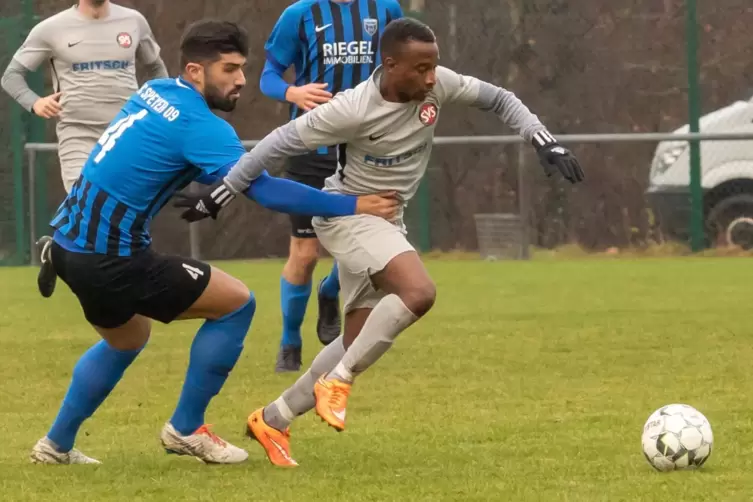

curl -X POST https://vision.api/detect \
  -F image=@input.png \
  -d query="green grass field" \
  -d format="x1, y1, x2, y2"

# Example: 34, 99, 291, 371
1, 256, 752, 501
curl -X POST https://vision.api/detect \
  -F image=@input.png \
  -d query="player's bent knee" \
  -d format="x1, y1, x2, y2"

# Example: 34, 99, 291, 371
290, 238, 320, 263
287, 238, 320, 278
185, 267, 252, 320
217, 272, 251, 312
238, 292, 257, 322
217, 291, 256, 329
95, 315, 151, 351
229, 276, 251, 303
399, 281, 436, 318
288, 254, 318, 276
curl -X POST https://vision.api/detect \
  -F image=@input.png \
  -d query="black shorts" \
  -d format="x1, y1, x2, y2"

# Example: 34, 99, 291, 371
285, 148, 338, 239
51, 242, 211, 329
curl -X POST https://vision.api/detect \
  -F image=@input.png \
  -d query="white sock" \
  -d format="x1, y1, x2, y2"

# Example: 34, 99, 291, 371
273, 396, 295, 422
264, 336, 346, 431
330, 362, 353, 382
329, 294, 418, 383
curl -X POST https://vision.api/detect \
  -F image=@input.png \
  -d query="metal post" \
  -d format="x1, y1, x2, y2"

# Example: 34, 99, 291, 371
22, 0, 34, 24
686, 0, 703, 251
28, 149, 38, 265
408, 0, 431, 252
188, 183, 201, 260
12, 104, 26, 265
517, 144, 530, 259
189, 223, 201, 260
23, 129, 753, 263
23, 2, 45, 266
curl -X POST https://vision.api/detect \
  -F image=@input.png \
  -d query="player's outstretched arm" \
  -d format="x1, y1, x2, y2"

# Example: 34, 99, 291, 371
174, 118, 396, 222
225, 89, 359, 193
174, 171, 398, 223
175, 90, 366, 222
224, 121, 315, 193
247, 172, 397, 219
475, 81, 584, 183
441, 67, 584, 183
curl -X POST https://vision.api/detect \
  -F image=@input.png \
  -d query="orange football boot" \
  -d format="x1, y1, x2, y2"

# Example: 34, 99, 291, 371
313, 376, 352, 432
245, 408, 298, 467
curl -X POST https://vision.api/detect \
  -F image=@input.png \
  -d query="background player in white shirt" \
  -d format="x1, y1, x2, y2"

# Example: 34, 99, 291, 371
1, 0, 167, 298
179, 17, 584, 466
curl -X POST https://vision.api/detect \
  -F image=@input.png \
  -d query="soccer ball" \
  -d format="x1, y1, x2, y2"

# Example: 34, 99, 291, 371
641, 403, 713, 472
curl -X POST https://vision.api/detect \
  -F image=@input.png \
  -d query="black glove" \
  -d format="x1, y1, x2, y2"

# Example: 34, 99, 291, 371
173, 180, 235, 222
533, 131, 585, 184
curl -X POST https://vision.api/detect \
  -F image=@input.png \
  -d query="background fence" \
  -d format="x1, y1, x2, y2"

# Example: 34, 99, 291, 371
0, 0, 44, 265
4, 0, 753, 264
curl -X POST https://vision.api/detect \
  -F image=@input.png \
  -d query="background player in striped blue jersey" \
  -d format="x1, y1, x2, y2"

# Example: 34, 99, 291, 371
261, 0, 403, 373
29, 19, 397, 465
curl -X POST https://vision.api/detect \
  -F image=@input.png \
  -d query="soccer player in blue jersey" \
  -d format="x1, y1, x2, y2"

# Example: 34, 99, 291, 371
262, 0, 403, 373
28, 19, 398, 465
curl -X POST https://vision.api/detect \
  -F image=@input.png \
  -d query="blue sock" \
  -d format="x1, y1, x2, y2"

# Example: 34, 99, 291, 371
320, 262, 340, 299
280, 278, 312, 348
47, 340, 143, 452
170, 294, 255, 436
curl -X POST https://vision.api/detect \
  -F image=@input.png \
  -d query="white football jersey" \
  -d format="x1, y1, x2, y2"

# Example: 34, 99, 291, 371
227, 65, 549, 209
295, 65, 547, 202
12, 3, 161, 128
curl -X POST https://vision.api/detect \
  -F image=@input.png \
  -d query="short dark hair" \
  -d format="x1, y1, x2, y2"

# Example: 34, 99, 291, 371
179, 20, 248, 67
380, 17, 436, 56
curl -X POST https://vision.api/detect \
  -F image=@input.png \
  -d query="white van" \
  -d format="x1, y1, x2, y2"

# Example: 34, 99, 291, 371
646, 97, 753, 249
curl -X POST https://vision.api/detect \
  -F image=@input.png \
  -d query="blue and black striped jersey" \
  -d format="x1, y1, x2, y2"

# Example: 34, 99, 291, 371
266, 0, 403, 120
50, 77, 246, 256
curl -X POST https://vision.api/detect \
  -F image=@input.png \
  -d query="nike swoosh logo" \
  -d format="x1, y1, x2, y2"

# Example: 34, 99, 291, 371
315, 24, 332, 33
369, 132, 386, 141
68, 41, 83, 47
333, 409, 346, 422
267, 436, 292, 460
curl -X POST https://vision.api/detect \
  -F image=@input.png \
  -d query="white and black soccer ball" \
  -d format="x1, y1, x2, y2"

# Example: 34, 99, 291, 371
641, 403, 713, 472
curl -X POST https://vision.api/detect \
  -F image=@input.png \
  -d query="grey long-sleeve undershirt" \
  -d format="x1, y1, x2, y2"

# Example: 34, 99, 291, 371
225, 121, 309, 194
143, 59, 169, 81
473, 80, 545, 143
1, 59, 41, 111
226, 66, 551, 197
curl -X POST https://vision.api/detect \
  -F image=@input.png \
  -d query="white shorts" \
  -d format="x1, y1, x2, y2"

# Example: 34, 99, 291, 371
56, 123, 102, 193
312, 214, 415, 314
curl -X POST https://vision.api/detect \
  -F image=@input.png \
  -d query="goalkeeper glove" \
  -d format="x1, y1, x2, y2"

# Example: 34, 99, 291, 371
532, 130, 585, 184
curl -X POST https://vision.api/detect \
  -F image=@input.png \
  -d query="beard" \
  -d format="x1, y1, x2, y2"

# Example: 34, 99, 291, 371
90, 0, 107, 6
205, 82, 241, 112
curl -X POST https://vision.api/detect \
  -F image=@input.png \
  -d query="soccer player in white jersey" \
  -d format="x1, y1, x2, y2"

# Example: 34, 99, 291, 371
1, 0, 167, 298
179, 17, 584, 466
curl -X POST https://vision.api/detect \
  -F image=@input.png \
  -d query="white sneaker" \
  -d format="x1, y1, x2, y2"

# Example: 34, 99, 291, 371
30, 437, 101, 465
160, 422, 248, 464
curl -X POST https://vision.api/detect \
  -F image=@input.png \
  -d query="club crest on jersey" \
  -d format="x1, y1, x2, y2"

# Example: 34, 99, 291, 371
363, 18, 378, 37
116, 32, 132, 48
419, 103, 438, 126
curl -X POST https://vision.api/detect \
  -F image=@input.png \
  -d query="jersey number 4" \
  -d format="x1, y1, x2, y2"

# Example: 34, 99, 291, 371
94, 109, 148, 164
